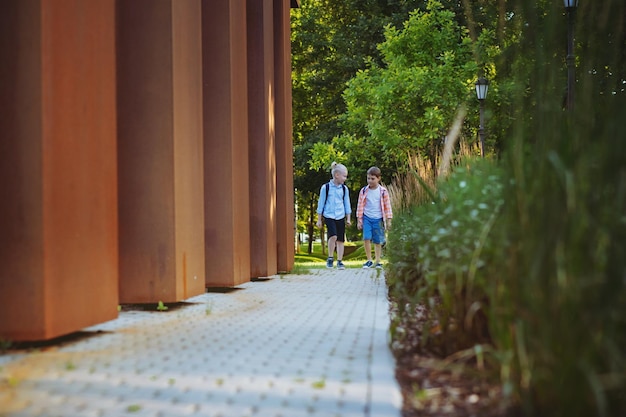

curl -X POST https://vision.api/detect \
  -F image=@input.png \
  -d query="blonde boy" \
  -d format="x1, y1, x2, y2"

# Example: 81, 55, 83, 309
316, 162, 352, 270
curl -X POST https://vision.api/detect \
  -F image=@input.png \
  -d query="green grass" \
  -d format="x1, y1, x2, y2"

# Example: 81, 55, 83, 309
294, 242, 382, 270
294, 257, 374, 270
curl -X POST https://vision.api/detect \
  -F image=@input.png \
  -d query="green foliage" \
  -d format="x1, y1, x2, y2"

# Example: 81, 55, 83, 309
307, 142, 346, 172
386, 157, 504, 355
340, 1, 479, 175
485, 2, 626, 415
205, 301, 214, 316
387, 1, 626, 415
292, 0, 424, 248
311, 379, 326, 389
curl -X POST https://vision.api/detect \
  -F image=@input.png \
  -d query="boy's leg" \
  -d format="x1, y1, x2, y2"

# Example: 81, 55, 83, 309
328, 235, 337, 258
362, 239, 374, 268
335, 218, 346, 262
372, 218, 384, 266
363, 240, 372, 261
362, 216, 374, 262
336, 240, 344, 260
374, 243, 382, 264
324, 218, 338, 267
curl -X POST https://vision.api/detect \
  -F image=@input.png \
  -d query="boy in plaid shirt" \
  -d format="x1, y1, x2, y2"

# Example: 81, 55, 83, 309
356, 167, 392, 268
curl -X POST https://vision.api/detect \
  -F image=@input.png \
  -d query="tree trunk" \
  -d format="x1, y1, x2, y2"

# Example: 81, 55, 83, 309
307, 198, 314, 254
430, 140, 439, 177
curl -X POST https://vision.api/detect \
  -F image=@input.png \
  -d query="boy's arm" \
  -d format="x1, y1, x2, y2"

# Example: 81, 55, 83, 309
343, 185, 352, 225
316, 185, 326, 228
381, 188, 392, 229
356, 188, 365, 222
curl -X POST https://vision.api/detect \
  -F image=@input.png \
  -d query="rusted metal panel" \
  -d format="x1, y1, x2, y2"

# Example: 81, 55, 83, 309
247, 0, 278, 279
0, 0, 297, 340
173, 0, 206, 300
117, 0, 206, 303
274, 0, 296, 273
0, 0, 119, 341
202, 0, 252, 287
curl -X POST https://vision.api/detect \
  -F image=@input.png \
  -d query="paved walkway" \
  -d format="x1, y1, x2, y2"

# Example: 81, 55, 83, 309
0, 268, 401, 417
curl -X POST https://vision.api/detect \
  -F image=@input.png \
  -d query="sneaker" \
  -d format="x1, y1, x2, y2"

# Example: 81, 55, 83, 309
337, 261, 345, 270
375, 263, 383, 269
362, 260, 374, 269
326, 258, 334, 269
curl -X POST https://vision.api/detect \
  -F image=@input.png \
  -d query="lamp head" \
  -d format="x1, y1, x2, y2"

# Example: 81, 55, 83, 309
475, 77, 489, 101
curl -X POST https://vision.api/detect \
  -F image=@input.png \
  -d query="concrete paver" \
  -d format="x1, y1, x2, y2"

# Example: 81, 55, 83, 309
0, 269, 401, 417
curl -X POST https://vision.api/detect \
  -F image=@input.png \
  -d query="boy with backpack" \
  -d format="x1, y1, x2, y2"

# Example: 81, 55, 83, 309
356, 166, 392, 269
316, 162, 352, 269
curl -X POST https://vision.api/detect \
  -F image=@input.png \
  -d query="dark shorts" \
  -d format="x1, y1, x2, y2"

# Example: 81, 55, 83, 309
324, 217, 346, 242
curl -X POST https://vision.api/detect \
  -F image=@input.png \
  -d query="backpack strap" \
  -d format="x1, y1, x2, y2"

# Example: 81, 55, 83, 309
322, 182, 330, 211
323, 183, 348, 211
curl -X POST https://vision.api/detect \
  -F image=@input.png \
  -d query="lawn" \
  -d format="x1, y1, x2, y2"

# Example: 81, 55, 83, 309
294, 241, 383, 270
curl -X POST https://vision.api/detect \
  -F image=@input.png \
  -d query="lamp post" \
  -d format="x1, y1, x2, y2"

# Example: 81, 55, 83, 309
564, 0, 578, 110
475, 77, 489, 157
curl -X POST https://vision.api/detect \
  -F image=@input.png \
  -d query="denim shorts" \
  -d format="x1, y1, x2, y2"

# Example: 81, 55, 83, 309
362, 215, 385, 244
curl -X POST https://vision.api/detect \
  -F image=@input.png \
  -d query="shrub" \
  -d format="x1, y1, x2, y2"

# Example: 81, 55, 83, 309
386, 157, 504, 356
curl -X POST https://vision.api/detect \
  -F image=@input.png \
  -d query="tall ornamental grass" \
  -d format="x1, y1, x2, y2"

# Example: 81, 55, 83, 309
487, 2, 626, 415
386, 1, 626, 415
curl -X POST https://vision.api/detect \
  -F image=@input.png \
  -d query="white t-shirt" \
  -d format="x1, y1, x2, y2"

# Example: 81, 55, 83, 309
364, 186, 383, 219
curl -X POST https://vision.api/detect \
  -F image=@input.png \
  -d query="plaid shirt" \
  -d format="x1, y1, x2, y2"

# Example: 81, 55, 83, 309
356, 185, 393, 227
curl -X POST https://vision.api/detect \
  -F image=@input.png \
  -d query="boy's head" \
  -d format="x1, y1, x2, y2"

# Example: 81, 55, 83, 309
367, 166, 381, 178
366, 166, 381, 188
331, 162, 348, 184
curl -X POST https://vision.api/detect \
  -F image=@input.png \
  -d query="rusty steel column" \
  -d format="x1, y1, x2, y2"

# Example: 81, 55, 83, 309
0, 0, 118, 341
247, 0, 278, 279
274, 0, 296, 272
201, 0, 251, 287
117, 0, 206, 303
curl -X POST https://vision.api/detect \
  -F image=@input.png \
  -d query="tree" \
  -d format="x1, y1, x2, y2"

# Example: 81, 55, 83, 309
336, 0, 477, 175
291, 0, 422, 249
291, 0, 530, 248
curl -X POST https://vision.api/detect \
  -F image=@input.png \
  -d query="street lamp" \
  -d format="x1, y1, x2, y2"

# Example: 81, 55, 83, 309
475, 77, 489, 157
564, 0, 578, 110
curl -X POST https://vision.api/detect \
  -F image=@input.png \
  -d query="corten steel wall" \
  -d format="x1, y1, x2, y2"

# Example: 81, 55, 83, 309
117, 0, 206, 303
275, 0, 296, 272
247, 0, 278, 279
202, 0, 252, 287
0, 0, 119, 341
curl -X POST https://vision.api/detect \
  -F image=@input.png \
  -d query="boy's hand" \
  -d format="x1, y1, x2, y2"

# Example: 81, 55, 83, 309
316, 219, 322, 229
357, 219, 363, 230
346, 218, 352, 226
